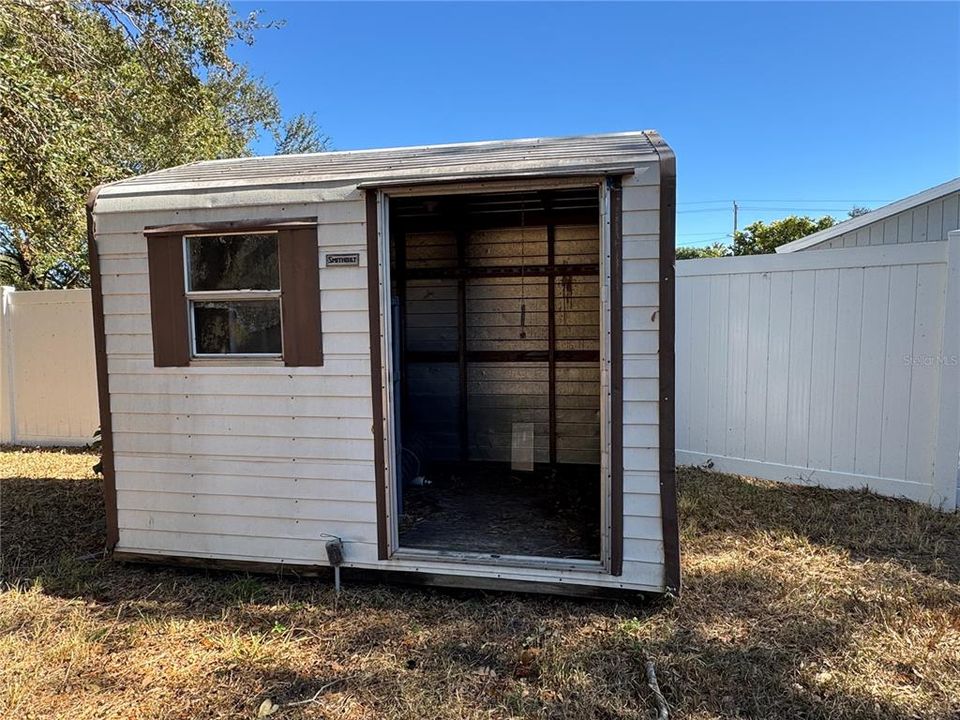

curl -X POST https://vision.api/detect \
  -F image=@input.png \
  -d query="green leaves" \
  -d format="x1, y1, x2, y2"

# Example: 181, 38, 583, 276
274, 113, 331, 156
677, 213, 854, 259
676, 242, 732, 260
0, 0, 326, 289
732, 215, 836, 255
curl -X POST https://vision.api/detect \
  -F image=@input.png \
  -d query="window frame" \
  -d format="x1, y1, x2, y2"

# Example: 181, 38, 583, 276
182, 230, 284, 359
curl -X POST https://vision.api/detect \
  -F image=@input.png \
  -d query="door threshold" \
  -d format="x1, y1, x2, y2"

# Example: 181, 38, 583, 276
391, 547, 606, 574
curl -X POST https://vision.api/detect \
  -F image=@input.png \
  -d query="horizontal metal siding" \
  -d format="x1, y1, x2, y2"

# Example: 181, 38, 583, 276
97, 197, 380, 567
619, 170, 664, 586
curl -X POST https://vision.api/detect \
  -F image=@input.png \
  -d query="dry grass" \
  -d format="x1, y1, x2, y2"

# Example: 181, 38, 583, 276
1, 447, 958, 719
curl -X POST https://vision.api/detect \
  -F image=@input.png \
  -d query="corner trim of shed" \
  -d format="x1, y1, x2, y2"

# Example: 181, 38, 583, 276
645, 130, 681, 595
608, 175, 625, 576
365, 190, 390, 561
86, 184, 119, 550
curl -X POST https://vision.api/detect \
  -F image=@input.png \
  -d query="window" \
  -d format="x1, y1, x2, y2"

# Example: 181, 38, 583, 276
185, 232, 282, 357
145, 221, 322, 367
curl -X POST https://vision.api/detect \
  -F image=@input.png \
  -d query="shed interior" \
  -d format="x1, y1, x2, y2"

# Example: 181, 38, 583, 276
389, 187, 602, 560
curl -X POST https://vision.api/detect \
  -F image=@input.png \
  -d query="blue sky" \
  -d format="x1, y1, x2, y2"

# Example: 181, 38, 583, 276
234, 2, 959, 248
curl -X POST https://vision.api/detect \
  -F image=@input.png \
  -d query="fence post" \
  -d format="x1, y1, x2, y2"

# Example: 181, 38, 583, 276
933, 231, 960, 511
0, 286, 14, 445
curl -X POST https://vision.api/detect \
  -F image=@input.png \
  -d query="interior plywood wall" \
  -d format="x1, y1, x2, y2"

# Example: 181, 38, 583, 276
399, 217, 600, 466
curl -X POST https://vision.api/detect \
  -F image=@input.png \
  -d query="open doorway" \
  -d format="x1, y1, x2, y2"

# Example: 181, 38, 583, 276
386, 186, 603, 561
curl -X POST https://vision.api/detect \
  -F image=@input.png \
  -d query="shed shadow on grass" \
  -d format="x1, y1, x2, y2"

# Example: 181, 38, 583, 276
0, 476, 106, 575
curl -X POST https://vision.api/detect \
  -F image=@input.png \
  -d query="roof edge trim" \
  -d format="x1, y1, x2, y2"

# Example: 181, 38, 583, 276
356, 166, 638, 190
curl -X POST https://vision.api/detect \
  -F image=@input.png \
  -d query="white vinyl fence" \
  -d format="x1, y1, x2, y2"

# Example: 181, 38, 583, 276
0, 287, 99, 446
676, 232, 960, 510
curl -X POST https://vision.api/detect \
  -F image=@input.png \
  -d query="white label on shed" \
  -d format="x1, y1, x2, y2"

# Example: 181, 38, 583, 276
325, 253, 360, 267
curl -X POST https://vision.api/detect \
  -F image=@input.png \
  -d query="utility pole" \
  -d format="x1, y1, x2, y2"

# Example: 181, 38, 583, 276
733, 200, 739, 242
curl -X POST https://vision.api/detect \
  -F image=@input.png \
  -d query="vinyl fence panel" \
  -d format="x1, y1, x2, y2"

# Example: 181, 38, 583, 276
676, 238, 960, 510
0, 288, 99, 446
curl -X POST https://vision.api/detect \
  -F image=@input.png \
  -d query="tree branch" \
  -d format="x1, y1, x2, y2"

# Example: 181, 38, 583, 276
645, 659, 670, 720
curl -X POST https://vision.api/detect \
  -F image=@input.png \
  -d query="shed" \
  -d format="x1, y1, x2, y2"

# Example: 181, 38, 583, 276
87, 131, 679, 597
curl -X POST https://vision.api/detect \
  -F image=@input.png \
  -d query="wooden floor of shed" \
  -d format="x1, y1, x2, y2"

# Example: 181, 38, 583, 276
398, 462, 601, 559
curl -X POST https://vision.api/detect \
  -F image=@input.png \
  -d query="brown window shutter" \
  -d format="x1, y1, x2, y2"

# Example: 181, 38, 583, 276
146, 233, 190, 367
278, 226, 323, 366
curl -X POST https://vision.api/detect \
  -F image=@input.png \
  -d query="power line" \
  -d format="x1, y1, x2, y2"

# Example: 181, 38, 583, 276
738, 198, 890, 204
677, 208, 734, 214
679, 198, 890, 205
676, 236, 730, 247
681, 205, 874, 214
737, 206, 856, 213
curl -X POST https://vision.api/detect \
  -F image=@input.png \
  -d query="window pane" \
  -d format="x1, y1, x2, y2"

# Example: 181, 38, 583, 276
187, 234, 279, 291
193, 300, 281, 355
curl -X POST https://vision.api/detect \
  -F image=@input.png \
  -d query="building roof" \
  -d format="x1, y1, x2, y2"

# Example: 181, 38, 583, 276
97, 131, 666, 200
776, 176, 960, 253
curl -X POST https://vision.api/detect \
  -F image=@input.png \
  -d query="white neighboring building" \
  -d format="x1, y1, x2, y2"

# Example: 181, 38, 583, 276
777, 177, 960, 253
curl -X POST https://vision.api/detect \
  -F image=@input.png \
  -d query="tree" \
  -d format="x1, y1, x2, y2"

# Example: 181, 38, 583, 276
676, 242, 731, 260
0, 0, 328, 290
274, 113, 330, 155
848, 206, 871, 218
733, 215, 835, 255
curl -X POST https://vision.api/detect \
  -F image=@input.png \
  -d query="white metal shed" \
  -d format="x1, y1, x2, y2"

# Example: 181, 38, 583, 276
87, 131, 679, 597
